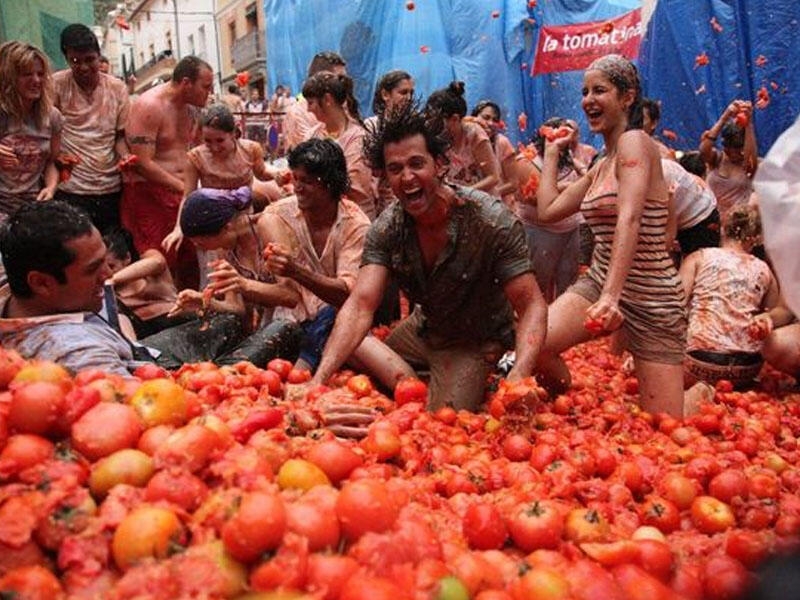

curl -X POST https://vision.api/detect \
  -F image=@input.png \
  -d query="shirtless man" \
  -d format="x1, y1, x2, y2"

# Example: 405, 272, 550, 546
121, 56, 213, 289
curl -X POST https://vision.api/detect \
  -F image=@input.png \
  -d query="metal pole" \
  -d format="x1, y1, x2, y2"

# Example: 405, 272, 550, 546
172, 0, 181, 58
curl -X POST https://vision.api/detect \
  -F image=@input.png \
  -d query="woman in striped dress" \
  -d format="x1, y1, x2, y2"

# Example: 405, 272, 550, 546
533, 54, 687, 418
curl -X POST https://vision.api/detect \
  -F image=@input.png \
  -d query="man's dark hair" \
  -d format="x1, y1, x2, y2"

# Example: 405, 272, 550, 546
227, 84, 239, 94
103, 228, 139, 262
642, 97, 661, 123
677, 151, 707, 178
172, 55, 212, 83
60, 23, 100, 55
307, 51, 345, 77
364, 97, 450, 172
0, 202, 94, 298
288, 138, 350, 200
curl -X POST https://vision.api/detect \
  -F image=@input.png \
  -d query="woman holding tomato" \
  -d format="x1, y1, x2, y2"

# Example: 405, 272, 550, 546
534, 54, 687, 417
699, 99, 757, 218
512, 117, 584, 303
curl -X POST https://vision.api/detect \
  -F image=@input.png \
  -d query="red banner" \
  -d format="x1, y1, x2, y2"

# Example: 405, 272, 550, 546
532, 8, 643, 76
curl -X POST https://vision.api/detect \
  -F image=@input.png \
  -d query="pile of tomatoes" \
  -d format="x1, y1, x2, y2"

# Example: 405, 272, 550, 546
0, 339, 799, 599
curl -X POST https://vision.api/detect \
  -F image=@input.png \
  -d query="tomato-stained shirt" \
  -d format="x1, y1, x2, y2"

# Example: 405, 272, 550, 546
361, 186, 532, 348
53, 70, 130, 195
0, 286, 142, 377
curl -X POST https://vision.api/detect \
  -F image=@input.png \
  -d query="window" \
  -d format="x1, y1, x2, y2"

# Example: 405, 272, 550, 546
188, 34, 195, 56
149, 43, 155, 61
228, 20, 236, 43
166, 30, 173, 52
198, 25, 207, 58
245, 3, 258, 33
146, 11, 150, 21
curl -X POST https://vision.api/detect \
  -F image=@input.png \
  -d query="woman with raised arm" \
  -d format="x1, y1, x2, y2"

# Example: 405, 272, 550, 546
699, 99, 757, 218
0, 41, 62, 220
425, 81, 500, 195
534, 54, 687, 418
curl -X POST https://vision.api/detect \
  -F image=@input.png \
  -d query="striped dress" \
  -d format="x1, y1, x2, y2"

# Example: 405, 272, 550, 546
579, 156, 687, 363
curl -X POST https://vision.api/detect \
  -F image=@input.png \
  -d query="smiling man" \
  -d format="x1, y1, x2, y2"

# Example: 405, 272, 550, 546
311, 102, 548, 411
53, 23, 131, 234
0, 202, 148, 376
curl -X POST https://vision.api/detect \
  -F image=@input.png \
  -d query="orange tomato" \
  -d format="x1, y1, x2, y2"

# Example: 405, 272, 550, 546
128, 378, 187, 428
112, 505, 185, 570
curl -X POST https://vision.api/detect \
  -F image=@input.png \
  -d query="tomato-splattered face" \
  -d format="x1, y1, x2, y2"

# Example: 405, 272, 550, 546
475, 105, 501, 137
381, 78, 414, 113
383, 134, 443, 218
581, 70, 633, 135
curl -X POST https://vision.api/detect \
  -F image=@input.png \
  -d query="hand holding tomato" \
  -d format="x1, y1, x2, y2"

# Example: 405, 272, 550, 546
263, 242, 299, 278
167, 288, 205, 317
585, 297, 624, 334
207, 259, 247, 296
117, 154, 139, 171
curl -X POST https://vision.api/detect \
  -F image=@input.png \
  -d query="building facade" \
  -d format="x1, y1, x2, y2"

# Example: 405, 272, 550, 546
215, 0, 267, 99
101, 0, 221, 96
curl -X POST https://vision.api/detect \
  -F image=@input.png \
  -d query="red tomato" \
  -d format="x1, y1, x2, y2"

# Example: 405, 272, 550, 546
634, 539, 673, 581
340, 574, 410, 600
306, 439, 363, 484
434, 406, 458, 425
346, 374, 373, 397
267, 358, 293, 381
287, 367, 312, 384
748, 471, 780, 499
0, 434, 54, 480
8, 381, 64, 435
248, 532, 309, 592
393, 377, 428, 406
708, 469, 749, 504
306, 553, 360, 600
658, 472, 699, 510
463, 502, 508, 550
144, 467, 209, 512
336, 479, 398, 541
724, 529, 770, 569
361, 421, 402, 462
0, 565, 64, 599
507, 500, 564, 552
112, 505, 185, 570
584, 317, 604, 334
502, 434, 533, 462
611, 563, 675, 600
71, 402, 141, 461
702, 555, 752, 600
286, 492, 341, 551
564, 508, 610, 543
133, 363, 170, 380
639, 496, 680, 534
509, 567, 571, 600
691, 496, 736, 534
221, 490, 287, 563
154, 423, 222, 473
252, 368, 282, 396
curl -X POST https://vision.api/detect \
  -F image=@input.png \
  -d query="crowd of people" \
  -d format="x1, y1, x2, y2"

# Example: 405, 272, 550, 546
0, 23, 798, 420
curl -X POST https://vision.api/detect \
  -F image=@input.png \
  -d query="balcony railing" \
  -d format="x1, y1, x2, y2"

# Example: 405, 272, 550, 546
134, 51, 176, 82
231, 30, 264, 70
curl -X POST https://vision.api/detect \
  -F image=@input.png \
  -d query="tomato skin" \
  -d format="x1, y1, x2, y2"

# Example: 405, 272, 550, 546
702, 555, 753, 600
507, 500, 564, 552
267, 358, 294, 381
286, 491, 341, 552
8, 381, 64, 435
88, 448, 154, 497
346, 374, 373, 397
336, 479, 398, 541
564, 508, 611, 543
0, 564, 64, 599
639, 496, 680, 534
277, 458, 332, 491
71, 402, 141, 461
502, 434, 533, 462
287, 367, 312, 384
0, 434, 54, 480
361, 421, 401, 462
611, 563, 675, 600
463, 503, 508, 550
305, 440, 363, 484
394, 377, 428, 406
221, 490, 287, 563
144, 467, 209, 512
658, 472, 699, 510
128, 378, 188, 428
248, 532, 309, 592
691, 496, 736, 534
708, 470, 749, 504
112, 505, 184, 570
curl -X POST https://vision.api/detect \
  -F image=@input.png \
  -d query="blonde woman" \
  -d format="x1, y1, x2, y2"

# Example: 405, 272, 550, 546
0, 41, 62, 219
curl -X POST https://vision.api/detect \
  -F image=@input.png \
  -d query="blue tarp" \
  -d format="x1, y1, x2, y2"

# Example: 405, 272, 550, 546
639, 0, 800, 156
265, 0, 800, 153
265, 0, 636, 147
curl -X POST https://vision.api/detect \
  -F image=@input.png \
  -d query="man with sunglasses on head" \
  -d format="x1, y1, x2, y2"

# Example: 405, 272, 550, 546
53, 23, 132, 234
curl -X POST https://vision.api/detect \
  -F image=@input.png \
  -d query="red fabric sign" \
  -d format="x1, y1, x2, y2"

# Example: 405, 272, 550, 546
532, 8, 643, 76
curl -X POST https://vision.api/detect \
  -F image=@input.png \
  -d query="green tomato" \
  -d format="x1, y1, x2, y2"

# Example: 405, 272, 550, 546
436, 575, 470, 600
